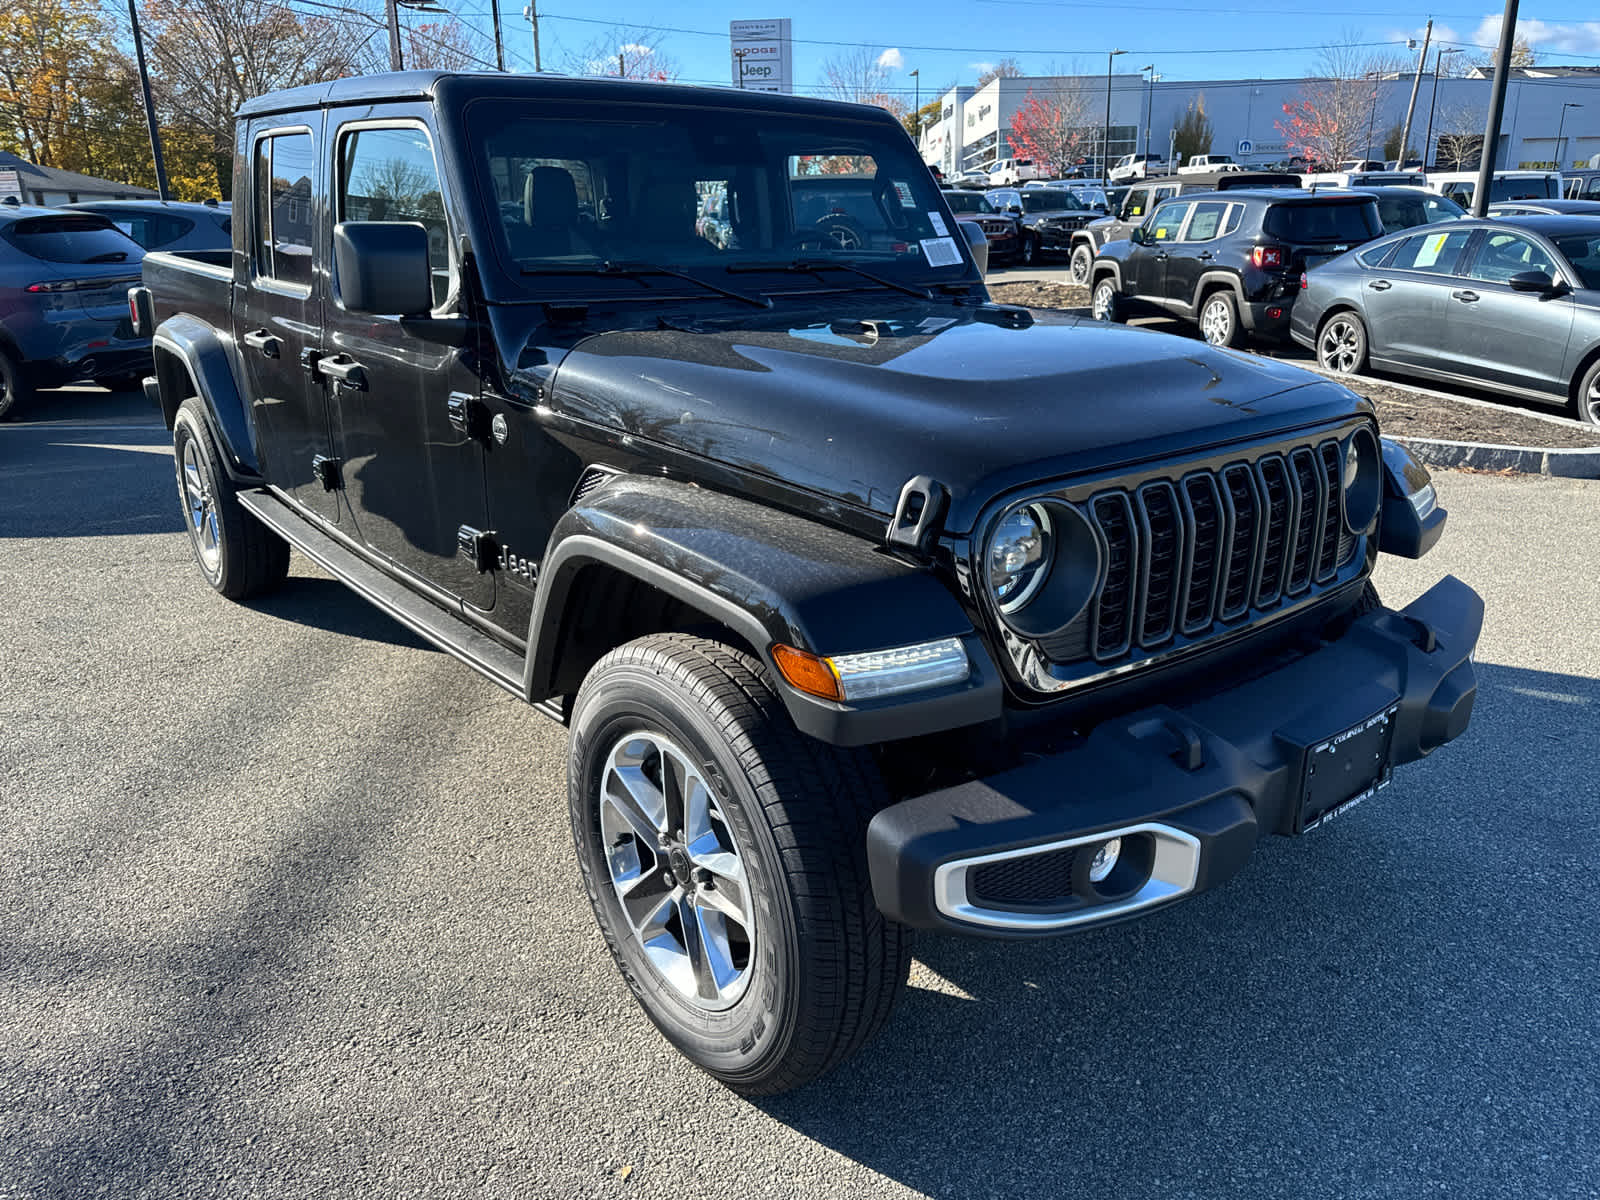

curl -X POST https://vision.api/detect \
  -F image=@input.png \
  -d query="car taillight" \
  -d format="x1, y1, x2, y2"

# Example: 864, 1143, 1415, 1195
1300, 273, 1309, 290
1251, 246, 1286, 270
25, 279, 86, 293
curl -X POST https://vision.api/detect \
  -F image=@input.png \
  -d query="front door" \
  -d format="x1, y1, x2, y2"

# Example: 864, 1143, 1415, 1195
1445, 228, 1577, 395
320, 113, 493, 611
1361, 227, 1475, 368
1164, 200, 1230, 311
238, 117, 339, 522
1132, 200, 1189, 301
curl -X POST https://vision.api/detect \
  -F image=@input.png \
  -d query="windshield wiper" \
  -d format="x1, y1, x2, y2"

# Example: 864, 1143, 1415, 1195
84, 251, 129, 263
725, 259, 934, 301
520, 260, 771, 309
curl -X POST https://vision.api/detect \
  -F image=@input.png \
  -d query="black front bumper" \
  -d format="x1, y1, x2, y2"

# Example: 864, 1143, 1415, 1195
867, 575, 1482, 937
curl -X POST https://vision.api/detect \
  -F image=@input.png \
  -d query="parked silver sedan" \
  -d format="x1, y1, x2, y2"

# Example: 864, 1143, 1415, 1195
1291, 215, 1600, 424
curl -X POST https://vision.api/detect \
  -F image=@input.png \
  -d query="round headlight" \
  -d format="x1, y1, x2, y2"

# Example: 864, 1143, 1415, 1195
1341, 427, 1382, 533
988, 503, 1053, 612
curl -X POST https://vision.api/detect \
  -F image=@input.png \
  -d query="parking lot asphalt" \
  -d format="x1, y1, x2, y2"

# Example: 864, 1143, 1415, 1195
4, 390, 1599, 1199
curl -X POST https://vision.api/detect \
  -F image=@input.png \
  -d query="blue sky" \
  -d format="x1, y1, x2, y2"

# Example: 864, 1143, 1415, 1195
443, 0, 1600, 93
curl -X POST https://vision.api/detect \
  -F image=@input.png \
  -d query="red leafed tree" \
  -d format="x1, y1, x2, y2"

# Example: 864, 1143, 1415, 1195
1006, 86, 1093, 177
1275, 40, 1385, 168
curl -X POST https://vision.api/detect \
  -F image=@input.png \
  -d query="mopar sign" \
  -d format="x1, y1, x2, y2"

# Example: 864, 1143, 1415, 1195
730, 18, 793, 94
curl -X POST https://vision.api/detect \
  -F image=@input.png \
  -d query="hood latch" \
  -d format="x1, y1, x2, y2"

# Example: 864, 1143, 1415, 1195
887, 476, 949, 553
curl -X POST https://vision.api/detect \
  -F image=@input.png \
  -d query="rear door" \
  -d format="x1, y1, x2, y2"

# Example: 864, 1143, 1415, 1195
1164, 200, 1231, 309
237, 117, 340, 522
1443, 228, 1576, 394
1359, 227, 1475, 366
320, 110, 493, 611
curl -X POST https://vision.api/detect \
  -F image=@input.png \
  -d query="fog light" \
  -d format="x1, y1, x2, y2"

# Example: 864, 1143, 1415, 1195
1088, 837, 1121, 883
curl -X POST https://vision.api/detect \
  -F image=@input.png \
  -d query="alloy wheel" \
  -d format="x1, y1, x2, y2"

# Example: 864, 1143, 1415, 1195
1092, 281, 1115, 320
1200, 297, 1233, 346
1586, 374, 1600, 425
180, 439, 222, 574
1318, 317, 1363, 373
599, 731, 756, 1011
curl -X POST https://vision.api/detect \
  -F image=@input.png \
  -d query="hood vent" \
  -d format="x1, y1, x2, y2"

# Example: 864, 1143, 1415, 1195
570, 464, 622, 507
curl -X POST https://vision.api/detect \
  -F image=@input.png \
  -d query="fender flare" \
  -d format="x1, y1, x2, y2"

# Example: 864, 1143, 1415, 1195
1193, 270, 1247, 308
151, 314, 261, 480
1091, 258, 1125, 290
523, 474, 1004, 747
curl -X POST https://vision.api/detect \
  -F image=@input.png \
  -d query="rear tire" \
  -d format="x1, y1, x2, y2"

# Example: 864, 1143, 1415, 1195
1020, 233, 1038, 266
567, 633, 910, 1095
1574, 357, 1600, 427
0, 350, 33, 422
1070, 243, 1093, 285
173, 397, 290, 600
1198, 290, 1243, 348
1316, 311, 1370, 376
1091, 277, 1125, 323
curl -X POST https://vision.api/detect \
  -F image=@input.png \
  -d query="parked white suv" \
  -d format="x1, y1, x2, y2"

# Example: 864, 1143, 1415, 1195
988, 157, 1040, 186
1176, 154, 1242, 175
1108, 153, 1170, 182
1425, 169, 1564, 206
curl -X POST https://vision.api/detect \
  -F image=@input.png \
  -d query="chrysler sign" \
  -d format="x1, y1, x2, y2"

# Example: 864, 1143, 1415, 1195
730, 19, 793, 94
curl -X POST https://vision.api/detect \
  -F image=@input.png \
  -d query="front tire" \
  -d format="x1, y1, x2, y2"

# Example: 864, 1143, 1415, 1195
1317, 311, 1369, 375
1574, 357, 1600, 427
1020, 232, 1038, 266
173, 398, 290, 600
1198, 290, 1243, 348
1070, 243, 1093, 285
567, 633, 910, 1095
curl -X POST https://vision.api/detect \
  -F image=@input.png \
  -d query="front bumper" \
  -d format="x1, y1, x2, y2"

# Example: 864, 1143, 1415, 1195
867, 575, 1482, 936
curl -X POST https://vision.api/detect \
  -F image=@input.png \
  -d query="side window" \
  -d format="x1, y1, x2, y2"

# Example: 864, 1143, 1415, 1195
339, 125, 452, 308
1222, 204, 1243, 235
1467, 231, 1558, 284
1587, 178, 1600, 200
1356, 240, 1399, 268
1148, 201, 1189, 242
1125, 187, 1150, 219
1182, 201, 1228, 242
254, 131, 315, 287
1389, 228, 1473, 275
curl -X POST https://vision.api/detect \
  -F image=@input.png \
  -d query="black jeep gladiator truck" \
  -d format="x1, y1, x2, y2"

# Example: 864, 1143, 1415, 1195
135, 71, 1482, 1095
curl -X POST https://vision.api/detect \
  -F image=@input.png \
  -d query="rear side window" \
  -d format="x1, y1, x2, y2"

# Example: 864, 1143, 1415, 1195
1182, 201, 1229, 241
2, 215, 139, 263
254, 131, 315, 286
1389, 228, 1473, 274
1263, 201, 1380, 243
339, 125, 452, 307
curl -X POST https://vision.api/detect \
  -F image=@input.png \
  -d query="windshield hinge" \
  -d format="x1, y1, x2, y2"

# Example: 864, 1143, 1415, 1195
887, 476, 949, 552
456, 526, 500, 572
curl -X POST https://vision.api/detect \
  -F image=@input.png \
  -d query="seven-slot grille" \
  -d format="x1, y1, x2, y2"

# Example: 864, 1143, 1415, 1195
1085, 440, 1358, 661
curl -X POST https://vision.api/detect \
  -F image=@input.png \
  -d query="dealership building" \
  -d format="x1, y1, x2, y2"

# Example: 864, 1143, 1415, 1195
918, 67, 1600, 175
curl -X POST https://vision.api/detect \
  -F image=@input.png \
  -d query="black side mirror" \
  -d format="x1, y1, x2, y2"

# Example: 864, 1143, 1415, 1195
1007, 204, 1023, 215
1130, 227, 1149, 246
1507, 269, 1558, 294
959, 220, 989, 275
334, 221, 432, 316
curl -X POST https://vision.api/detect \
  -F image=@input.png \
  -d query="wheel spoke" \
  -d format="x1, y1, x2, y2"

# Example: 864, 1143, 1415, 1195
677, 896, 721, 1002
618, 864, 675, 934
692, 869, 750, 932
659, 750, 690, 838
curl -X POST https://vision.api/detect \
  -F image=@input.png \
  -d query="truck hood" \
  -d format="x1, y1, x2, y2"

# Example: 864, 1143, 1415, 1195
542, 304, 1368, 533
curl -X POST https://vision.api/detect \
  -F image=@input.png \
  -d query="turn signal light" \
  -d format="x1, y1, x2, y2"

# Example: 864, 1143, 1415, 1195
772, 645, 843, 702
773, 637, 971, 703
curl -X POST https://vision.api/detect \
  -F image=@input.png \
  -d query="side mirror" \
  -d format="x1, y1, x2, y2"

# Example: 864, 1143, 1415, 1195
960, 220, 989, 275
334, 221, 432, 316
1007, 204, 1023, 214
1130, 227, 1149, 246
1092, 202, 1109, 214
1507, 269, 1557, 294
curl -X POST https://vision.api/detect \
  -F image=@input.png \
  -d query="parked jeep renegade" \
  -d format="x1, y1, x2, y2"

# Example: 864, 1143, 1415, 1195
137, 72, 1483, 1095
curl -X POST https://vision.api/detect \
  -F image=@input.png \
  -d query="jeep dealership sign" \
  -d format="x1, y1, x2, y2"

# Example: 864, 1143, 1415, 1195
729, 19, 792, 93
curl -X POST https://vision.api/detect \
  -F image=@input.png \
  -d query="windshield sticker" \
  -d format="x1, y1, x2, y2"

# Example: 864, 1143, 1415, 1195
921, 237, 963, 267
928, 212, 949, 237
893, 180, 916, 207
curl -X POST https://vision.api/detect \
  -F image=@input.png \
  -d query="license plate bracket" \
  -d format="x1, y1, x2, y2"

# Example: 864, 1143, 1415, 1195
1296, 704, 1398, 833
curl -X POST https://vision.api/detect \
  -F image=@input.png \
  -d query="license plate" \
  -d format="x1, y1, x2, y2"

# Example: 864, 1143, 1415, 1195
1298, 705, 1398, 832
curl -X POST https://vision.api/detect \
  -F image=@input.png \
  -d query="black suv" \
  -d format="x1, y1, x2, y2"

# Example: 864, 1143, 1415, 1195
1090, 188, 1383, 346
1010, 188, 1100, 264
1068, 178, 1182, 283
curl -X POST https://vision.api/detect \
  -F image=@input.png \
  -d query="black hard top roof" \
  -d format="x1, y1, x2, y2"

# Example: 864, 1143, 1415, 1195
1492, 213, 1600, 233
235, 69, 904, 125
1171, 188, 1372, 204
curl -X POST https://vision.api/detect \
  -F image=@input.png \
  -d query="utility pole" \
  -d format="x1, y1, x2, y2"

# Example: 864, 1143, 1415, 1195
1424, 46, 1462, 168
491, 0, 504, 70
911, 68, 920, 120
1472, 0, 1520, 216
1103, 49, 1126, 180
1398, 19, 1432, 167
125, 0, 169, 200
523, 3, 541, 71
385, 0, 403, 70
733, 48, 749, 88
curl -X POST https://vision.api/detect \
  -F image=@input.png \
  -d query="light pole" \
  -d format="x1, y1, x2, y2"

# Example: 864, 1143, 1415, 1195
1141, 64, 1155, 161
733, 47, 750, 88
1104, 48, 1126, 181
1424, 47, 1463, 169
1557, 102, 1583, 169
1364, 71, 1382, 165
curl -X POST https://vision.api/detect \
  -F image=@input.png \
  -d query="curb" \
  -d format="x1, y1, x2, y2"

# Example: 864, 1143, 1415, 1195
1388, 435, 1600, 479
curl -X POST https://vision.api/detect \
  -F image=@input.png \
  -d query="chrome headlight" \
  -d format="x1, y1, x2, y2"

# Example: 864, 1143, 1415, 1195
1341, 427, 1382, 533
988, 503, 1053, 612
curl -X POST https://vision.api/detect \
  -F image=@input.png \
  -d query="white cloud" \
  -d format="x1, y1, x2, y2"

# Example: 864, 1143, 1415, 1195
877, 47, 905, 70
1471, 14, 1600, 56
620, 43, 654, 56
970, 60, 995, 76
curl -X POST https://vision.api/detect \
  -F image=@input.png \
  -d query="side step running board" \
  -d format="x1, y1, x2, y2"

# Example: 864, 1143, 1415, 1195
238, 488, 532, 702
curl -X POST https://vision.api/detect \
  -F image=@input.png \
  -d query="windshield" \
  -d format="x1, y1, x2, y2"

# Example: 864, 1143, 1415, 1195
944, 192, 995, 214
1376, 192, 1464, 234
1263, 200, 1382, 243
1022, 190, 1085, 213
1555, 233, 1600, 290
466, 100, 968, 288
3, 215, 142, 264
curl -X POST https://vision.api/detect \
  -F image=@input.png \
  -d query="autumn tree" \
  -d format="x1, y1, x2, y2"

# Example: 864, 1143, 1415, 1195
1470, 35, 1538, 74
1172, 95, 1214, 166
817, 46, 907, 120
561, 27, 679, 80
904, 97, 944, 140
404, 19, 492, 71
1006, 86, 1094, 176
0, 0, 104, 168
976, 57, 1024, 88
1274, 40, 1394, 168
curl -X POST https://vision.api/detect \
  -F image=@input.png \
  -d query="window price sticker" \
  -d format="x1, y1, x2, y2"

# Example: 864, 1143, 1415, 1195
921, 237, 963, 267
928, 211, 949, 237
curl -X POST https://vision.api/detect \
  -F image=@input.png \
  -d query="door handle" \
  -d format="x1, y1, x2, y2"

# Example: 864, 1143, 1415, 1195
1367, 279, 1392, 291
1197, 251, 1214, 261
1451, 289, 1479, 303
242, 329, 281, 358
314, 354, 368, 391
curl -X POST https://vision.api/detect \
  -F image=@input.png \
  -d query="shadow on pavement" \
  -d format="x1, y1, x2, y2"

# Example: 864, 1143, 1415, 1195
0, 433, 183, 539
249, 575, 436, 653
759, 660, 1599, 1197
